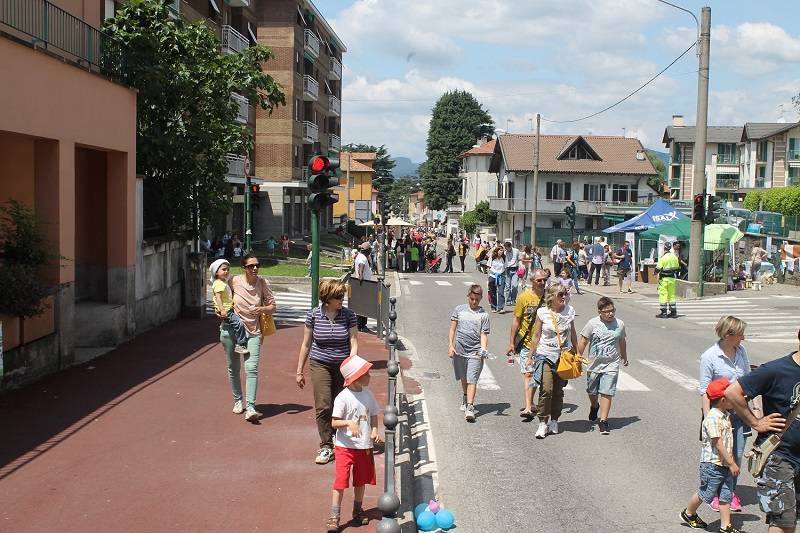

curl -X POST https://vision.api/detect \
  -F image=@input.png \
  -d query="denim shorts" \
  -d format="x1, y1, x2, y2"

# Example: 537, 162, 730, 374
756, 453, 800, 528
586, 371, 618, 396
698, 462, 734, 504
519, 347, 534, 374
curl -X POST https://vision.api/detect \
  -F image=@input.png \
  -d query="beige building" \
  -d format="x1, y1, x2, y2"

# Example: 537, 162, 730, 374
334, 152, 376, 222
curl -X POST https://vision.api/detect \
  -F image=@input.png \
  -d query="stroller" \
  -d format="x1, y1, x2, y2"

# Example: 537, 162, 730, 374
425, 253, 442, 273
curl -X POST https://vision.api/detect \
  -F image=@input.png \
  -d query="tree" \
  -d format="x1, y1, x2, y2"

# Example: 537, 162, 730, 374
645, 151, 667, 193
104, 0, 285, 236
341, 143, 396, 178
385, 177, 417, 215
743, 191, 764, 212
461, 200, 497, 234
421, 91, 494, 210
744, 188, 800, 216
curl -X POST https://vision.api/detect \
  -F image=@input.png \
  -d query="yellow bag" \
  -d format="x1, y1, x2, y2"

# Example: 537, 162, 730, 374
260, 313, 276, 337
550, 310, 584, 380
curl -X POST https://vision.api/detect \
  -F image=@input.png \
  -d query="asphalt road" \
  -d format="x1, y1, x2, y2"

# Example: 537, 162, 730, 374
393, 257, 799, 533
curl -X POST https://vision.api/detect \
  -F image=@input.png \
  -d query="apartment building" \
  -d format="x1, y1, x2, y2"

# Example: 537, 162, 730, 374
740, 122, 800, 191
333, 152, 376, 223
488, 134, 658, 243
253, 0, 345, 238
458, 138, 496, 210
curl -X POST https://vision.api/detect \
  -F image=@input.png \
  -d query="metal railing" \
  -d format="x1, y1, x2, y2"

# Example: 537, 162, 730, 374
328, 95, 341, 116
788, 149, 800, 161
328, 133, 341, 152
303, 28, 319, 58
221, 25, 248, 54
488, 197, 534, 212
329, 56, 342, 80
303, 74, 319, 101
0, 0, 127, 81
715, 177, 740, 190
302, 120, 318, 143
717, 154, 739, 165
755, 177, 767, 188
378, 297, 401, 531
231, 93, 250, 123
669, 178, 681, 189
788, 174, 800, 187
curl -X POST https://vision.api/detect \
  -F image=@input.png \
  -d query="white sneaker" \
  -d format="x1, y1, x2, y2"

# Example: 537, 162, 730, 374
234, 345, 249, 355
535, 422, 547, 439
232, 400, 244, 414
244, 406, 260, 421
464, 404, 476, 422
547, 420, 559, 435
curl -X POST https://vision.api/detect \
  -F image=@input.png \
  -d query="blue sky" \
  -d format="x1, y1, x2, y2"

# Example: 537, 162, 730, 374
319, 1, 800, 162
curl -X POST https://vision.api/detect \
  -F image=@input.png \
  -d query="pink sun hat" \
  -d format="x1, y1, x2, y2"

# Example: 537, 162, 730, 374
340, 355, 373, 386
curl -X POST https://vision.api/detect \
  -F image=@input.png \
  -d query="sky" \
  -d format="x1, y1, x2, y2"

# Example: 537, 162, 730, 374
320, 0, 800, 163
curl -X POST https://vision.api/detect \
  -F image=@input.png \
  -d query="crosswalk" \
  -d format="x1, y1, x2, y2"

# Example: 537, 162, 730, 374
272, 291, 378, 328
641, 295, 799, 345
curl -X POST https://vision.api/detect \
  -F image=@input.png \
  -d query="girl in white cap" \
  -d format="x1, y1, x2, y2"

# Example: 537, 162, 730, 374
209, 259, 248, 355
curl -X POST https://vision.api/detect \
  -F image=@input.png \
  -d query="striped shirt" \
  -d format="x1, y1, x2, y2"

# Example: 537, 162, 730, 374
700, 407, 733, 466
305, 306, 358, 364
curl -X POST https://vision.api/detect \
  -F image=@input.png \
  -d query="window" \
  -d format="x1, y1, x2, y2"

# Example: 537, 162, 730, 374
104, 0, 115, 20
789, 138, 800, 161
757, 141, 769, 162
566, 144, 594, 159
717, 143, 738, 164
294, 145, 299, 168
552, 220, 562, 229
788, 167, 800, 186
507, 182, 515, 199
583, 183, 606, 201
545, 182, 571, 200
611, 184, 631, 202
294, 98, 300, 121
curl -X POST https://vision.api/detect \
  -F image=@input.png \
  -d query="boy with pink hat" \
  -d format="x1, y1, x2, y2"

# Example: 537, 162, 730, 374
326, 355, 382, 532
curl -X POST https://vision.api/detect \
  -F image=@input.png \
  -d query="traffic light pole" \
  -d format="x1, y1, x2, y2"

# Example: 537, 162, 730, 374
311, 209, 320, 306
245, 177, 252, 253
688, 7, 711, 285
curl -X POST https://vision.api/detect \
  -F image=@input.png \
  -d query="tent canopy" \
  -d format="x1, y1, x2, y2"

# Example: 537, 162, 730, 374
602, 198, 688, 234
640, 221, 744, 250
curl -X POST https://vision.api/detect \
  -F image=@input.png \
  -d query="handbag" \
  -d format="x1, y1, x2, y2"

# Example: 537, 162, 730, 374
550, 310, 584, 380
516, 265, 526, 278
260, 312, 276, 337
744, 399, 800, 477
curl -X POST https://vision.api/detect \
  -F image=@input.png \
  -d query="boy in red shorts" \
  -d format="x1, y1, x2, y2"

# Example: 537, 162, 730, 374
327, 355, 382, 532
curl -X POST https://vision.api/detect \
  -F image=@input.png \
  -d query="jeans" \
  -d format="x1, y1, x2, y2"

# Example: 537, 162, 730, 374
553, 261, 563, 279
226, 308, 249, 347
570, 266, 581, 293
588, 262, 602, 285
505, 268, 518, 305
488, 274, 505, 310
309, 359, 345, 449
731, 414, 747, 492
459, 256, 466, 272
445, 255, 454, 273
219, 324, 262, 409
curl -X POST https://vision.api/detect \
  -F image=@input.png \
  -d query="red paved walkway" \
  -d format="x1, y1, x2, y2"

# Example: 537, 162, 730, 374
0, 317, 392, 532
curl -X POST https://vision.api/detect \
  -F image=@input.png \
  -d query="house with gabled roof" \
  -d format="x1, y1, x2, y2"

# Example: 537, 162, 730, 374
488, 133, 658, 244
740, 121, 800, 191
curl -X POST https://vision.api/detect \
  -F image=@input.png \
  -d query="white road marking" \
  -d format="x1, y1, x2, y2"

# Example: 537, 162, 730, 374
696, 319, 798, 325
435, 281, 452, 286
409, 280, 424, 286
463, 281, 475, 286
477, 363, 500, 390
617, 371, 651, 391
403, 284, 411, 295
747, 338, 800, 344
638, 360, 700, 391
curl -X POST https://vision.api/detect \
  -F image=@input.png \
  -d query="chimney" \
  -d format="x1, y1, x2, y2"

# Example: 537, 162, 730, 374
672, 115, 685, 126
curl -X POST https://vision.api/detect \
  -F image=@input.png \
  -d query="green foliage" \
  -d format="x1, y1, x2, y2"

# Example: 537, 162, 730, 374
461, 210, 478, 234
341, 143, 396, 178
103, 0, 285, 236
645, 151, 666, 192
461, 200, 497, 235
743, 191, 763, 212
385, 177, 417, 215
0, 201, 57, 318
421, 91, 494, 210
743, 188, 800, 216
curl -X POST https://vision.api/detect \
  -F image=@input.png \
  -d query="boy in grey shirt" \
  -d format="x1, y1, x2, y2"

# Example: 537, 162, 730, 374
448, 284, 491, 422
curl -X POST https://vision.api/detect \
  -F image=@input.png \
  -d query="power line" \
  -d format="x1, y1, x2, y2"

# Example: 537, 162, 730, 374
540, 41, 696, 124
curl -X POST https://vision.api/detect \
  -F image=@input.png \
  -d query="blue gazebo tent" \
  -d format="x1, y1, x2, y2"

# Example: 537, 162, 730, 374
602, 198, 688, 234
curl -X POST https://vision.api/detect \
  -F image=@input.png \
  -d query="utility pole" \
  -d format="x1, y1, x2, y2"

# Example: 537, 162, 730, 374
244, 177, 252, 253
530, 113, 541, 248
688, 6, 711, 284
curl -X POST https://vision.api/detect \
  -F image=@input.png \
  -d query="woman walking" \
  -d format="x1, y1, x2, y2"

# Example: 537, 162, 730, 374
518, 245, 533, 291
698, 316, 751, 512
280, 235, 291, 258
526, 283, 577, 439
296, 279, 360, 464
444, 238, 456, 273
488, 247, 506, 313
458, 237, 469, 272
220, 253, 276, 422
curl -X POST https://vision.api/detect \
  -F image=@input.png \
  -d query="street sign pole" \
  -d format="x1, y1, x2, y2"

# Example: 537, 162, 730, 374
245, 176, 252, 253
311, 209, 320, 305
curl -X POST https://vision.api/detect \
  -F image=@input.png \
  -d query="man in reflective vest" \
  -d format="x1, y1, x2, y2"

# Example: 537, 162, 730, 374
655, 242, 680, 318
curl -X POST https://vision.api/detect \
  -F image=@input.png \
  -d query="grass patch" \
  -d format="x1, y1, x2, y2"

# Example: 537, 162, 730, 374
228, 264, 341, 278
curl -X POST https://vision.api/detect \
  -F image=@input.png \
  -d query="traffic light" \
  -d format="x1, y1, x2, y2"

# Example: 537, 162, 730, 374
307, 155, 340, 210
705, 195, 722, 225
564, 201, 576, 229
380, 201, 390, 225
249, 183, 260, 195
692, 193, 705, 221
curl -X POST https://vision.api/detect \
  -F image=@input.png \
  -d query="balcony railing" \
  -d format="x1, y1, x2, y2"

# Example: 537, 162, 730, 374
225, 0, 249, 7
328, 133, 341, 152
226, 154, 246, 177
0, 0, 128, 82
303, 28, 319, 58
329, 56, 342, 80
180, 0, 220, 39
222, 25, 248, 54
787, 174, 800, 187
717, 154, 739, 165
788, 149, 800, 161
489, 197, 535, 212
715, 177, 740, 190
755, 177, 767, 188
328, 95, 341, 116
302, 75, 319, 101
669, 178, 681, 189
231, 93, 250, 124
302, 121, 319, 144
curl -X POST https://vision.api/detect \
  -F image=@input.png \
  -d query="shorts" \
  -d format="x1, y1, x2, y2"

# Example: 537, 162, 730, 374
616, 268, 631, 278
333, 447, 376, 490
698, 462, 734, 504
756, 453, 800, 528
586, 371, 618, 396
519, 347, 534, 374
453, 354, 483, 384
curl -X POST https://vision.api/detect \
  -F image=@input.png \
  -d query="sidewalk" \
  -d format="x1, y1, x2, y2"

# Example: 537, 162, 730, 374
0, 316, 396, 532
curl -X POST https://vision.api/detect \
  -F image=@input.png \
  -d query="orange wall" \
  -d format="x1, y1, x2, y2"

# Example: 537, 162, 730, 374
75, 148, 108, 266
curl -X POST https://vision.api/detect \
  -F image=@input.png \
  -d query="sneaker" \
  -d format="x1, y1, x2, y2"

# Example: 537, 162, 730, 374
232, 399, 244, 414
730, 493, 742, 512
719, 525, 741, 533
598, 420, 610, 435
656, 313, 668, 318
465, 404, 476, 422
547, 420, 559, 435
244, 406, 260, 421
315, 447, 334, 465
234, 344, 249, 354
680, 508, 708, 529
535, 421, 548, 439
588, 405, 599, 422
710, 496, 720, 512
353, 508, 369, 526
325, 514, 340, 532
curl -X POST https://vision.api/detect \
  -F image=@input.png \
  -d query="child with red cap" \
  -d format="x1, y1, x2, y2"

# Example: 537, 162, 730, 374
326, 355, 382, 532
681, 378, 741, 533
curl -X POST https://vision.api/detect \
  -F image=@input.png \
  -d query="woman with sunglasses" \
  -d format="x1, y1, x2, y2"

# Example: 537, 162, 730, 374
223, 253, 276, 422
296, 279, 360, 465
525, 283, 578, 439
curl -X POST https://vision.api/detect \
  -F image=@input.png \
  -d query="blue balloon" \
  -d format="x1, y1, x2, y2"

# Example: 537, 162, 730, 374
414, 503, 430, 519
436, 509, 455, 530
416, 510, 437, 531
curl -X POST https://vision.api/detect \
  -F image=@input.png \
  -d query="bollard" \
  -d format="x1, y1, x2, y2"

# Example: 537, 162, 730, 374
380, 296, 400, 528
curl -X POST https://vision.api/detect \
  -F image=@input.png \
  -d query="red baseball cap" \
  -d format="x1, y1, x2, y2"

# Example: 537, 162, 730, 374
706, 378, 731, 401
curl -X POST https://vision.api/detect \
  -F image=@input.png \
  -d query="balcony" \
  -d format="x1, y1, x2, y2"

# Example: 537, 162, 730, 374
231, 93, 250, 124
788, 149, 800, 162
180, 0, 220, 39
489, 197, 535, 212
328, 95, 341, 117
717, 154, 739, 165
167, 0, 180, 15
226, 154, 246, 177
328, 133, 341, 153
788, 174, 800, 187
222, 25, 248, 55
329, 56, 342, 80
715, 177, 740, 190
302, 121, 319, 144
755, 177, 767, 188
302, 75, 319, 101
225, 0, 249, 7
303, 29, 319, 59
669, 178, 681, 189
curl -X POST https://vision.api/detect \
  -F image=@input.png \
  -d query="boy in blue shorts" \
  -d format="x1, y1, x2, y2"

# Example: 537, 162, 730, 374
681, 378, 741, 533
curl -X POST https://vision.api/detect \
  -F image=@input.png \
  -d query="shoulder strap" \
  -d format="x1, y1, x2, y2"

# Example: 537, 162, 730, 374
520, 296, 546, 345
550, 310, 564, 351
778, 397, 800, 439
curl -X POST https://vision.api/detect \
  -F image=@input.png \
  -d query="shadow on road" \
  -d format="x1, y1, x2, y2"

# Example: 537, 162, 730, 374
476, 402, 511, 418
255, 402, 312, 419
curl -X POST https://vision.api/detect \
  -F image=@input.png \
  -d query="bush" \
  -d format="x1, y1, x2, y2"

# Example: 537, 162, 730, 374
743, 188, 800, 216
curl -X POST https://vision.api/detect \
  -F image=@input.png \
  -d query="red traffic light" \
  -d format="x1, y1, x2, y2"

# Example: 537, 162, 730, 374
309, 155, 328, 173
250, 184, 259, 195
692, 193, 705, 221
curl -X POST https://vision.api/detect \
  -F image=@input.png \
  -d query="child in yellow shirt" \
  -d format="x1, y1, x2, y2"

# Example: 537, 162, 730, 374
210, 259, 248, 354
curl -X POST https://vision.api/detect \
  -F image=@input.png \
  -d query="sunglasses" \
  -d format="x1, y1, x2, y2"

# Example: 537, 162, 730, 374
329, 295, 344, 300
244, 264, 260, 270
600, 308, 616, 313
534, 279, 546, 283
557, 292, 567, 297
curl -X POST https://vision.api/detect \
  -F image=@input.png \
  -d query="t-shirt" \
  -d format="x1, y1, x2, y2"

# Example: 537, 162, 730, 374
589, 243, 605, 265
410, 246, 420, 261
354, 253, 373, 280
700, 407, 733, 466
305, 306, 358, 364
578, 249, 587, 266
616, 247, 633, 270
581, 316, 626, 373
535, 305, 575, 360
558, 277, 574, 290
212, 279, 233, 314
450, 304, 490, 357
738, 352, 800, 466
505, 247, 519, 268
513, 290, 543, 350
229, 275, 275, 336
333, 387, 380, 449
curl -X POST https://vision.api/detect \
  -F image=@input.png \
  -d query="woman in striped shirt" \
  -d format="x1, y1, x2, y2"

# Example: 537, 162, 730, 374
296, 279, 360, 465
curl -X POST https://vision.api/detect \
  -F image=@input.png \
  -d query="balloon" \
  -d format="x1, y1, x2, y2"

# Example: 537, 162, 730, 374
414, 503, 429, 519
416, 510, 436, 531
428, 500, 440, 514
435, 509, 455, 530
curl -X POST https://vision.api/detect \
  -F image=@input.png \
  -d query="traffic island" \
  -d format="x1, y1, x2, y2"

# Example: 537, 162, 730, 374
676, 279, 726, 299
